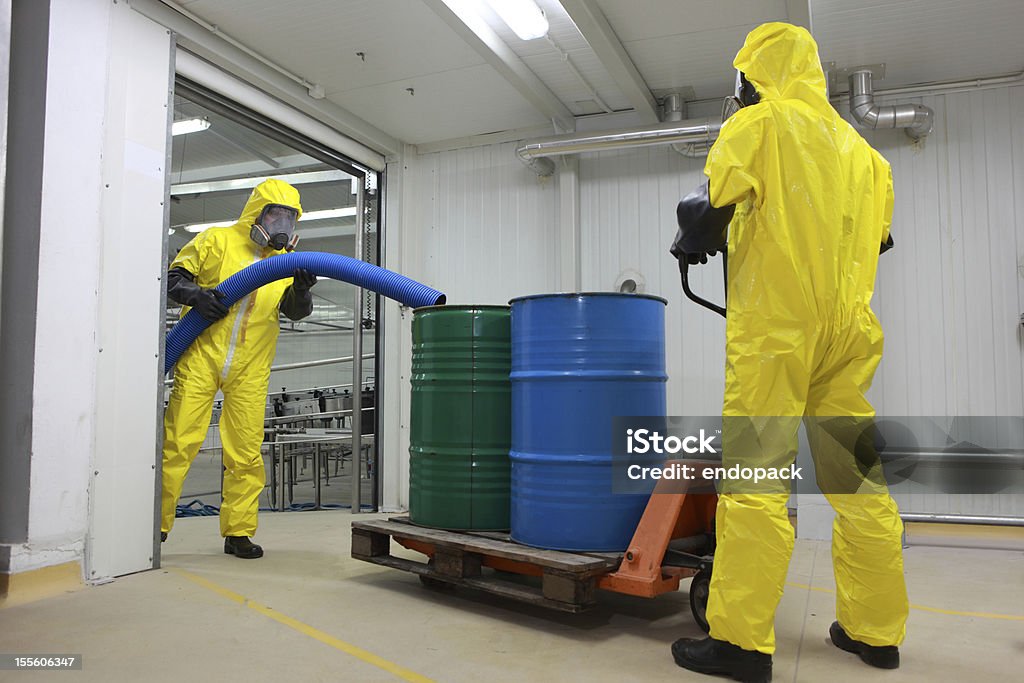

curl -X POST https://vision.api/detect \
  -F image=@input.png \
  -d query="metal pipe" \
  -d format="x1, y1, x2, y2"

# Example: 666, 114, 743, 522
267, 379, 371, 397
264, 406, 373, 427
881, 448, 1024, 463
901, 513, 1024, 527
268, 353, 374, 373
275, 443, 284, 512
164, 354, 375, 386
662, 93, 686, 122
314, 443, 322, 510
350, 183, 365, 514
517, 119, 721, 176
849, 70, 934, 140
268, 442, 276, 504
862, 69, 1024, 98
662, 93, 702, 158
525, 63, 1010, 169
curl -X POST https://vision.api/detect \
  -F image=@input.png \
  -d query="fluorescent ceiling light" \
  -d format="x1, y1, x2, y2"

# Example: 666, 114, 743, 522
172, 118, 211, 136
300, 207, 357, 221
183, 220, 231, 233
171, 170, 351, 196
484, 0, 548, 40
181, 207, 356, 234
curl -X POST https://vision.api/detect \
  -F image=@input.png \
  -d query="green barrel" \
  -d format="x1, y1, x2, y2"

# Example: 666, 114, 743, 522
409, 306, 511, 530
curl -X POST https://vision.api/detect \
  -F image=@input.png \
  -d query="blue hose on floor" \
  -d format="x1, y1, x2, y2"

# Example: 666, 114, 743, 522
165, 251, 445, 373
174, 500, 372, 517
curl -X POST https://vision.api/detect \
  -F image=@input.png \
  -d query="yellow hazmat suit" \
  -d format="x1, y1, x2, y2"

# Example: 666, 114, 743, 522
161, 179, 302, 538
703, 23, 908, 654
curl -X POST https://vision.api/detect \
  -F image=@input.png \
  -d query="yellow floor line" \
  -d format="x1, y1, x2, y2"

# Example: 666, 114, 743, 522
171, 568, 435, 683
785, 581, 1024, 621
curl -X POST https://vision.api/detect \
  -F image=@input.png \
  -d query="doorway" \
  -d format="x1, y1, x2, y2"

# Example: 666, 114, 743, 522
164, 80, 382, 534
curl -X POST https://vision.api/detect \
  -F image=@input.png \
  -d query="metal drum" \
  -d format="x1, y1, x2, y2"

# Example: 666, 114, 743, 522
409, 306, 511, 530
510, 293, 667, 551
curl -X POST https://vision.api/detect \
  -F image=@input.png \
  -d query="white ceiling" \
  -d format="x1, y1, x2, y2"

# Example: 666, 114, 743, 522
813, 0, 1024, 90
173, 0, 1024, 146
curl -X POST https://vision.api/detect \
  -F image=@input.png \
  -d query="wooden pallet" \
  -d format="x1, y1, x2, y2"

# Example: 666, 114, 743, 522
351, 517, 622, 613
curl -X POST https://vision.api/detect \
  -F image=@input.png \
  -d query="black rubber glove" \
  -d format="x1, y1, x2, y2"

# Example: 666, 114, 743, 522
166, 267, 229, 322
280, 268, 315, 321
292, 268, 317, 292
683, 249, 720, 266
671, 182, 733, 266
880, 234, 894, 255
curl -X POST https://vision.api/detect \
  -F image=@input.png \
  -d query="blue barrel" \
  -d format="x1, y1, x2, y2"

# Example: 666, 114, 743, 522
509, 293, 667, 551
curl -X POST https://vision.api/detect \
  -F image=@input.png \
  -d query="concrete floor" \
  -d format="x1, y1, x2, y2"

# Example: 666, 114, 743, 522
1, 511, 1022, 682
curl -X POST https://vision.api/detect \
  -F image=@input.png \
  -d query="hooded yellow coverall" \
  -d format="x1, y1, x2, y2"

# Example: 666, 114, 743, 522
161, 179, 302, 538
703, 23, 908, 654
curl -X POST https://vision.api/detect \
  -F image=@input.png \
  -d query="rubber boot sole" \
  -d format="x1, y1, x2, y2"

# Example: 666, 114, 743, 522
829, 621, 899, 669
224, 542, 264, 559
671, 641, 772, 683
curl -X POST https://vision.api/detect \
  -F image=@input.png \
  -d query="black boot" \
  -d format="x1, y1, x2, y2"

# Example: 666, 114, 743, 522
161, 532, 168, 542
671, 637, 772, 683
224, 536, 264, 559
829, 622, 899, 669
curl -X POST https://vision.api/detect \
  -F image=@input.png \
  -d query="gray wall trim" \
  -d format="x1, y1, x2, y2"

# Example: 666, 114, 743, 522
0, 0, 50, 544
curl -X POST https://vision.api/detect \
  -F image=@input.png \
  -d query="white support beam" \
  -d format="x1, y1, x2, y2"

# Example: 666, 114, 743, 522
785, 0, 812, 30
558, 0, 660, 124
421, 0, 575, 133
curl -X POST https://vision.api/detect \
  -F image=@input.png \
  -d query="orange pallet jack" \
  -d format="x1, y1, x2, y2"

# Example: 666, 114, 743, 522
351, 462, 717, 630
599, 472, 717, 628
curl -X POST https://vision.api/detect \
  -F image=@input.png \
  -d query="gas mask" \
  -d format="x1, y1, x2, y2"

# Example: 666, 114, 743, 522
250, 204, 299, 251
721, 70, 760, 122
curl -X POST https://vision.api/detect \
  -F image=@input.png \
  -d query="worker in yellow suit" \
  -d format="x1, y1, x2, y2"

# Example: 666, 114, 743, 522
669, 23, 908, 682
161, 178, 317, 559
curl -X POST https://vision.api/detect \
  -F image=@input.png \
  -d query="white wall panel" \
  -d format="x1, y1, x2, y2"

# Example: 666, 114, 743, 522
89, 2, 172, 579
859, 87, 1024, 420
858, 86, 1024, 517
404, 141, 560, 304
381, 141, 559, 509
580, 146, 727, 417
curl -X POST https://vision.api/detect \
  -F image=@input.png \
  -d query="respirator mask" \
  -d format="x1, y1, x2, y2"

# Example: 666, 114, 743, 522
250, 204, 299, 251
721, 70, 760, 122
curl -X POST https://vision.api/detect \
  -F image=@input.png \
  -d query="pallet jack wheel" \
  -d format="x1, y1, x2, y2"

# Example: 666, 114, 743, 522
689, 568, 712, 633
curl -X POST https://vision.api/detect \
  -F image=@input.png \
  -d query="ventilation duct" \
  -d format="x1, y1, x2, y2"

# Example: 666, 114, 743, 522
517, 67, 938, 175
849, 69, 934, 140
517, 119, 721, 177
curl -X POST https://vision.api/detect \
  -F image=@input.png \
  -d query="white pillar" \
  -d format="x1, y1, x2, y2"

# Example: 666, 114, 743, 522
0, 0, 170, 583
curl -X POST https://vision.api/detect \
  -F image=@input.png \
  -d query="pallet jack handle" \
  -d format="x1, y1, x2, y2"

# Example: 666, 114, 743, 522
679, 251, 727, 318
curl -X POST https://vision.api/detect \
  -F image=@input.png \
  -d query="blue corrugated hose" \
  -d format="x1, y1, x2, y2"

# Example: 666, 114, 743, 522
165, 251, 445, 373
174, 499, 371, 517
